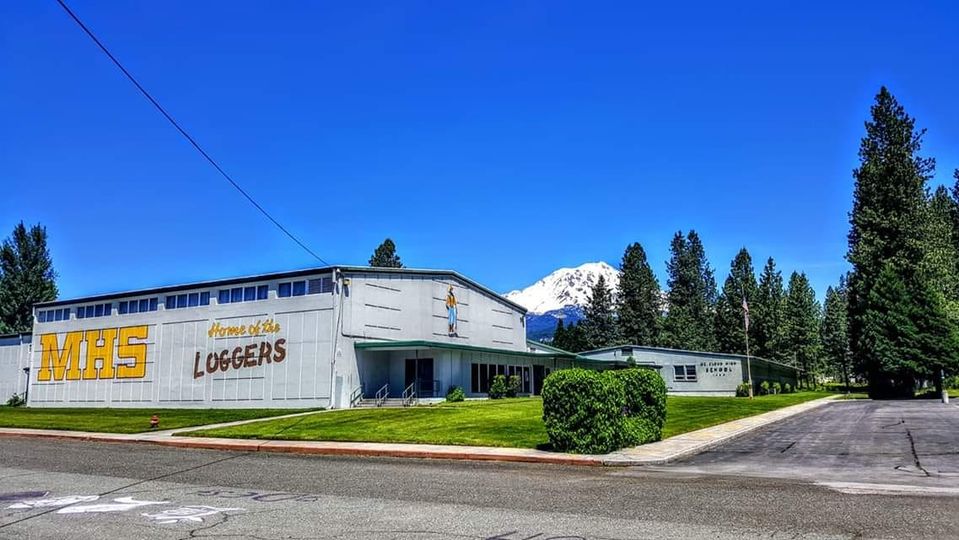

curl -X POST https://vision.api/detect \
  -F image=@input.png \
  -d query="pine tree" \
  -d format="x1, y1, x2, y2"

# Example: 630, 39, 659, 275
0, 222, 58, 333
783, 272, 821, 387
552, 318, 566, 347
368, 238, 403, 268
753, 257, 787, 361
616, 242, 662, 346
860, 264, 922, 397
847, 87, 934, 398
920, 186, 959, 323
661, 230, 717, 351
558, 320, 587, 353
713, 248, 758, 354
580, 275, 620, 350
821, 276, 852, 390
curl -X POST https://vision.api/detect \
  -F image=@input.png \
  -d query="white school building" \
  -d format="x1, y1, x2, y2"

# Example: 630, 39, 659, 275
0, 266, 581, 409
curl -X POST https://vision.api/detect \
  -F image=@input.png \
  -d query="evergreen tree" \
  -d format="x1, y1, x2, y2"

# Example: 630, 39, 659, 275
713, 248, 758, 354
860, 264, 922, 397
0, 222, 58, 333
661, 230, 717, 351
920, 186, 959, 323
847, 87, 934, 398
753, 257, 787, 361
821, 276, 852, 390
783, 272, 821, 387
580, 275, 620, 350
557, 320, 587, 353
552, 318, 566, 347
368, 238, 403, 268
616, 242, 662, 346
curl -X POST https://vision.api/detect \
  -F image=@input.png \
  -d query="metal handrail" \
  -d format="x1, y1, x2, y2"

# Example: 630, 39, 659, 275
349, 385, 363, 408
402, 382, 417, 407
374, 383, 389, 407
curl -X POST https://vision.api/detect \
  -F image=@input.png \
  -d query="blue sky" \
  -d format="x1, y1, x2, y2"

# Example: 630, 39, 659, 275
1, 1, 957, 302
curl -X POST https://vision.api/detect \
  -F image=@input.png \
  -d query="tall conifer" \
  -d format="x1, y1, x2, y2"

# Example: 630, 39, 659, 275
753, 257, 787, 361
713, 248, 758, 354
616, 242, 662, 346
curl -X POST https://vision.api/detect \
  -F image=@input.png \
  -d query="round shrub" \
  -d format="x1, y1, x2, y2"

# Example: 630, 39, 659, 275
759, 381, 771, 396
735, 382, 752, 397
612, 368, 667, 445
542, 369, 626, 454
506, 375, 521, 398
445, 386, 465, 402
771, 382, 782, 395
489, 374, 508, 399
783, 382, 793, 394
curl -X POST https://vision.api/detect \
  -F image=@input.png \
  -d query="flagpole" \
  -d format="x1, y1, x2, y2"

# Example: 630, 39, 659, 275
742, 284, 753, 400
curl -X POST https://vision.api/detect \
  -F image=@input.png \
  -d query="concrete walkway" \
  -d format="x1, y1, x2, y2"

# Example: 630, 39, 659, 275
0, 395, 839, 466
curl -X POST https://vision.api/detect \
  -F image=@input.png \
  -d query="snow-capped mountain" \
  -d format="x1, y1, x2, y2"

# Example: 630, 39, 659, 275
505, 262, 619, 314
504, 262, 620, 341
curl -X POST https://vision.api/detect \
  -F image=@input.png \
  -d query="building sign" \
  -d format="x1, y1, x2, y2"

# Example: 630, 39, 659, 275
193, 319, 286, 379
703, 360, 738, 377
36, 326, 149, 382
446, 286, 458, 336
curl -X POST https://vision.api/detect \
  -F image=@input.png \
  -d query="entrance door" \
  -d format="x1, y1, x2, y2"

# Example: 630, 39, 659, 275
532, 365, 545, 395
404, 358, 435, 398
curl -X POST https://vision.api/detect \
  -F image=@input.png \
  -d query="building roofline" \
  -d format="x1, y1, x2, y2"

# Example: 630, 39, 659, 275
355, 339, 574, 359
34, 265, 528, 314
577, 343, 798, 371
526, 339, 576, 355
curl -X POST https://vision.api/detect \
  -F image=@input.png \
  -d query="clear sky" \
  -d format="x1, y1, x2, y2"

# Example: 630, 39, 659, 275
1, 1, 957, 302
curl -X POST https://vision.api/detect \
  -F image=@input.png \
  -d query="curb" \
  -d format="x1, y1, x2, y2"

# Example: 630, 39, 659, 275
0, 396, 839, 467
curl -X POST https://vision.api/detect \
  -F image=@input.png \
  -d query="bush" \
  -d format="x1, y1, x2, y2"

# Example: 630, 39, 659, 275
759, 381, 770, 396
541, 369, 625, 454
783, 382, 792, 394
506, 375, 521, 398
5, 393, 25, 407
735, 382, 752, 397
944, 375, 959, 389
445, 386, 465, 402
612, 368, 667, 445
488, 375, 508, 399
771, 382, 782, 395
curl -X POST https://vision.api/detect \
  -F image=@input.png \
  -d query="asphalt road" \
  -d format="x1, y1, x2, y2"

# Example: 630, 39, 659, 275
0, 400, 956, 539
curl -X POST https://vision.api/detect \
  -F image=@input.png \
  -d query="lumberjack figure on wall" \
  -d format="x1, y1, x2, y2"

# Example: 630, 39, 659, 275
446, 285, 458, 337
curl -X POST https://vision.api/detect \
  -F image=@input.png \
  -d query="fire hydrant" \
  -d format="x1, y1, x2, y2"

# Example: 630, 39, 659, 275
150, 414, 159, 430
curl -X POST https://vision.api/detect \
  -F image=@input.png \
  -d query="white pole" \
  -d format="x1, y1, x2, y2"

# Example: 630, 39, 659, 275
943, 369, 950, 404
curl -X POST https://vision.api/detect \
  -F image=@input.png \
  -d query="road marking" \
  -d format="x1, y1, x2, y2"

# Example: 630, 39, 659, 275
818, 481, 959, 496
57, 496, 168, 514
142, 505, 243, 524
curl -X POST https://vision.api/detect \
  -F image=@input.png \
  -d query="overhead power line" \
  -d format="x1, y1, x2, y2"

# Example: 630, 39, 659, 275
54, 0, 330, 266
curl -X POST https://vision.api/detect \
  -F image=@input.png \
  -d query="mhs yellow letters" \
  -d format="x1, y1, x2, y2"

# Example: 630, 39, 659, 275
37, 326, 149, 382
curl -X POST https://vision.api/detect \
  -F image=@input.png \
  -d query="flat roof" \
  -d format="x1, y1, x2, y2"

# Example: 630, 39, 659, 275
355, 340, 575, 359
35, 265, 527, 314
578, 343, 799, 371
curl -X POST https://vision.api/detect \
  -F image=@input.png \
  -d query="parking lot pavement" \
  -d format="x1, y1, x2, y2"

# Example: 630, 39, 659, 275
652, 400, 959, 490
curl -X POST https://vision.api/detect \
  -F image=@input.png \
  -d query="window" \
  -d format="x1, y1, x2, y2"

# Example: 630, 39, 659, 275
292, 280, 306, 296
165, 293, 207, 310
188, 293, 199, 307
673, 365, 698, 382
219, 285, 266, 304
40, 307, 70, 322
75, 303, 110, 319
119, 301, 128, 314
119, 297, 159, 315
199, 292, 210, 306
278, 282, 292, 298
470, 363, 532, 394
308, 277, 334, 294
176, 294, 188, 308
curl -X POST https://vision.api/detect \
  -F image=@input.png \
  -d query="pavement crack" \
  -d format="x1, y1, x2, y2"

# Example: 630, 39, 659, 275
780, 441, 797, 453
904, 424, 931, 477
880, 419, 905, 429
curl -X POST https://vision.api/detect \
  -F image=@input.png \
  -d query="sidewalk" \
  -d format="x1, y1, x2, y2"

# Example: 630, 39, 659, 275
0, 395, 839, 467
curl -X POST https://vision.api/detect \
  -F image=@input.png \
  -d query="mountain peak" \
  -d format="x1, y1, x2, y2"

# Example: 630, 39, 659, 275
504, 261, 619, 314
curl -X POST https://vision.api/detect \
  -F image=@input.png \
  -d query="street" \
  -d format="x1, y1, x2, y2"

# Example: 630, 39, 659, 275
1, 401, 958, 539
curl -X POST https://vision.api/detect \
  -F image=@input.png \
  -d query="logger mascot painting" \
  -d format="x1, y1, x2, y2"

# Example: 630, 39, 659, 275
446, 285, 458, 337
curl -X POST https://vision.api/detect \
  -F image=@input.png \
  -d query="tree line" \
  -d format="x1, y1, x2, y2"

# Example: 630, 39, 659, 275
551, 235, 823, 386
555, 87, 959, 397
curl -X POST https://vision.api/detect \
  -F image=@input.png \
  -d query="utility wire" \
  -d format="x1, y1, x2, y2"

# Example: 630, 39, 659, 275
54, 0, 330, 266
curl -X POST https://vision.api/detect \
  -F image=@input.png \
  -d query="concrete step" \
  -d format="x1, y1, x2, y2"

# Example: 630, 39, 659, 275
354, 398, 411, 408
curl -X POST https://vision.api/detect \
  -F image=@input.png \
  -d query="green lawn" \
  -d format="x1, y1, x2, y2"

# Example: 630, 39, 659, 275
0, 407, 314, 434
185, 392, 833, 448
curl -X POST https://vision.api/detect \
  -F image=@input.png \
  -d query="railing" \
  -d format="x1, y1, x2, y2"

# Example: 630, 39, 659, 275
402, 382, 417, 407
374, 383, 389, 407
349, 385, 363, 408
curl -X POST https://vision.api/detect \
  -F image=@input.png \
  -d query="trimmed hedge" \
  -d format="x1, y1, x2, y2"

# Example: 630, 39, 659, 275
541, 367, 667, 454
612, 368, 667, 445
541, 369, 625, 454
445, 386, 465, 402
